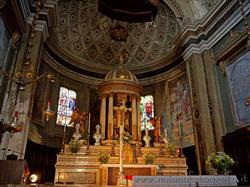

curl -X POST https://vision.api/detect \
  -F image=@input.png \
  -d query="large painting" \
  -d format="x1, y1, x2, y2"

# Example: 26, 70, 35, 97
166, 73, 194, 147
226, 51, 250, 127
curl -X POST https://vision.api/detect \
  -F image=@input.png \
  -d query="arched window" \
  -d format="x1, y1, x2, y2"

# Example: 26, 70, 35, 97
140, 95, 154, 130
56, 87, 76, 126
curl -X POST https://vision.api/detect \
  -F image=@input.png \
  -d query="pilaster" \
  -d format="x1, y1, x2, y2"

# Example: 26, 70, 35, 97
1, 31, 44, 159
187, 52, 216, 174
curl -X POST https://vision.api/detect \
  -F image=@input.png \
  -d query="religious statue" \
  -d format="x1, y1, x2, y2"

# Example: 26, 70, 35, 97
79, 112, 88, 134
143, 128, 151, 148
93, 124, 102, 146
151, 117, 160, 143
72, 123, 82, 141
69, 109, 88, 136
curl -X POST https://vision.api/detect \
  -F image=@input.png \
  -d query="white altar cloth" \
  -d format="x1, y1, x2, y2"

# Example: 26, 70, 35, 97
132, 175, 238, 187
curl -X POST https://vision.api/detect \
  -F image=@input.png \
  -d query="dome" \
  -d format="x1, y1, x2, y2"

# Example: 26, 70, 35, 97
104, 64, 139, 84
99, 64, 142, 97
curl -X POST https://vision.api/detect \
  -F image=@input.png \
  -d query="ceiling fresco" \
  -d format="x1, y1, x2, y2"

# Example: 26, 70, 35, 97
51, 0, 181, 70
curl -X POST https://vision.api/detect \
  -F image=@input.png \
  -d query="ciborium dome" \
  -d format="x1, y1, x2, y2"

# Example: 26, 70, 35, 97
104, 64, 139, 84
99, 58, 142, 97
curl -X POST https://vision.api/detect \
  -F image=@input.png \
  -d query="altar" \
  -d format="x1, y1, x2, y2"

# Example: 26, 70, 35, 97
54, 56, 188, 186
101, 164, 158, 186
54, 145, 187, 186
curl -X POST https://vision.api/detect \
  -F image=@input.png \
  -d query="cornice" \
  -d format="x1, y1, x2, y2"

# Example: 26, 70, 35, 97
175, 0, 250, 60
43, 43, 184, 85
43, 48, 103, 86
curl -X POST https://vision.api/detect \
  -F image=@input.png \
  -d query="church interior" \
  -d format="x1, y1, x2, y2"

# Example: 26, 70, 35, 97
0, 0, 249, 186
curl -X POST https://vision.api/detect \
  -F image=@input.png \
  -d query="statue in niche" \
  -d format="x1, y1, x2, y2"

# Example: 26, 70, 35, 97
93, 124, 102, 146
143, 128, 151, 148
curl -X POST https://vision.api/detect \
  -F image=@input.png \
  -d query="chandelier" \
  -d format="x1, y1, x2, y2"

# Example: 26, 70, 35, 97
98, 0, 160, 23
109, 23, 129, 42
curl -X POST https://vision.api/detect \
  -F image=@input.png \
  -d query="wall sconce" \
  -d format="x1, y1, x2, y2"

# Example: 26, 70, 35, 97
43, 100, 55, 121
0, 70, 55, 131
42, 73, 55, 122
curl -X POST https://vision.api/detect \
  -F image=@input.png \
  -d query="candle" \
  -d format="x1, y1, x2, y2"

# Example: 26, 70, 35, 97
14, 111, 19, 117
88, 113, 91, 134
178, 123, 182, 138
48, 100, 51, 106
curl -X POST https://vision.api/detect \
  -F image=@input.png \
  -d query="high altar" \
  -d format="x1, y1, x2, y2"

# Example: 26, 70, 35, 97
54, 58, 187, 186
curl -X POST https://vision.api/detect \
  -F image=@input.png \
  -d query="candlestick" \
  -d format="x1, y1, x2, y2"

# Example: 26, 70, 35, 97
86, 113, 91, 154
88, 113, 91, 134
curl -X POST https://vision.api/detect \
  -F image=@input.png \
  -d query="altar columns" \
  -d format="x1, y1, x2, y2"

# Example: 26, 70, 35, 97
100, 95, 107, 139
108, 94, 114, 140
98, 62, 142, 143
132, 95, 138, 141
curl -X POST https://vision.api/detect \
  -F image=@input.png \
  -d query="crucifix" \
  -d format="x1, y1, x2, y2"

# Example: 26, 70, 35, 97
113, 94, 131, 186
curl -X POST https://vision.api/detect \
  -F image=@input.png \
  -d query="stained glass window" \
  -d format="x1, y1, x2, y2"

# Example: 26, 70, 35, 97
140, 95, 154, 130
56, 87, 76, 126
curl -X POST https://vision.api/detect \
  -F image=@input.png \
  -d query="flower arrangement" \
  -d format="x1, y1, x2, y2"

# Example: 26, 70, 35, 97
98, 152, 111, 164
123, 131, 133, 144
69, 139, 83, 154
143, 153, 156, 164
206, 152, 235, 174
113, 130, 133, 145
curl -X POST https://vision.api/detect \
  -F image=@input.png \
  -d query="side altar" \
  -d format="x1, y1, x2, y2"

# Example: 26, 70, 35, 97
54, 56, 188, 186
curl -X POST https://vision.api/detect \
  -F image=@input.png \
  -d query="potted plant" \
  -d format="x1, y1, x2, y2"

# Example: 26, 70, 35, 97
143, 153, 156, 164
69, 139, 82, 154
98, 152, 111, 164
206, 152, 235, 174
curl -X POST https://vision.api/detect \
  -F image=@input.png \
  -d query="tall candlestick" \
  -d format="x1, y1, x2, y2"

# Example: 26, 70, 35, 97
86, 113, 91, 154
88, 113, 91, 134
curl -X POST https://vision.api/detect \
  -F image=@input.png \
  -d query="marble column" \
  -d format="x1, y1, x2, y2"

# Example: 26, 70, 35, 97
100, 95, 107, 139
131, 95, 137, 141
137, 98, 141, 142
107, 94, 114, 140
187, 52, 216, 174
203, 49, 225, 151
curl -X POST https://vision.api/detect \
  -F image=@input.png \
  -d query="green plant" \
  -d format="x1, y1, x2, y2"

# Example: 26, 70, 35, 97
98, 152, 111, 164
143, 153, 156, 164
167, 140, 178, 157
123, 131, 133, 144
113, 131, 133, 145
206, 152, 235, 174
69, 139, 82, 154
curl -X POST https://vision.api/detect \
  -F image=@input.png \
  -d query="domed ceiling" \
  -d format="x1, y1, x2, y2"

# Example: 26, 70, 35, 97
50, 0, 181, 72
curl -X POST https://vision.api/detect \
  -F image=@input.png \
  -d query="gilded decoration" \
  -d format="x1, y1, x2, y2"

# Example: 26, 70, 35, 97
52, 0, 180, 70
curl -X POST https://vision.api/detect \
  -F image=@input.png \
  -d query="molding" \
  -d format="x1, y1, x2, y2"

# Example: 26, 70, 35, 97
43, 49, 103, 86
182, 1, 250, 60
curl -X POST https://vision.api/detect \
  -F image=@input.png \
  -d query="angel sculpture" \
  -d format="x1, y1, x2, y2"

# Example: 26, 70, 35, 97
68, 108, 80, 126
